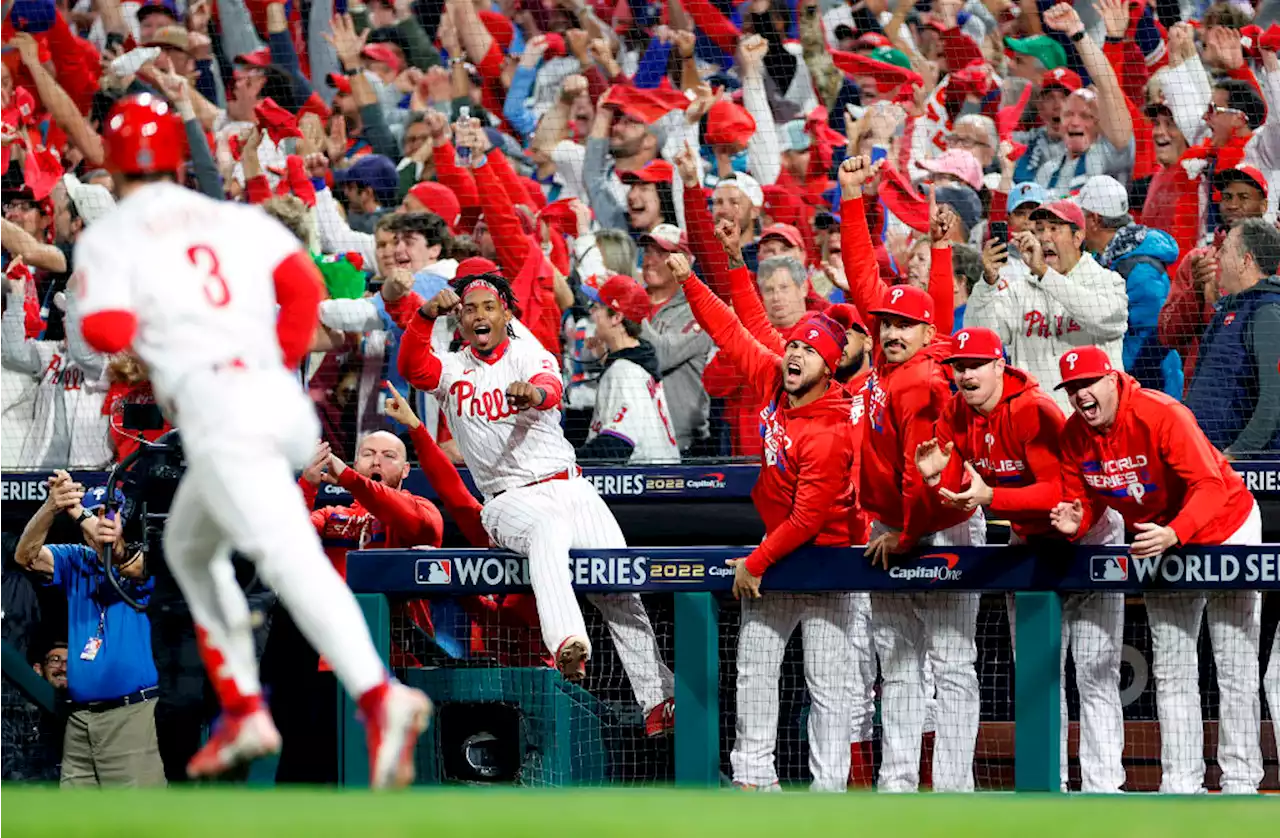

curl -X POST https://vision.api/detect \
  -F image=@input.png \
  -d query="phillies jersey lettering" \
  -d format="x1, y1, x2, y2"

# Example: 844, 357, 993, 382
1023, 310, 1083, 339
319, 509, 387, 550
40, 354, 85, 391
971, 456, 1028, 482
758, 400, 793, 471
1081, 457, 1158, 501
431, 338, 577, 497
865, 371, 888, 434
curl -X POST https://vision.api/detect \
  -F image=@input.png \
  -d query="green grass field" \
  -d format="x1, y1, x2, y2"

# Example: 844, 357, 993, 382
3, 788, 1278, 838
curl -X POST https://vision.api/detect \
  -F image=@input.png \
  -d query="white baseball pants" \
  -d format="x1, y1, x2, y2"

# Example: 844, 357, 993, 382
845, 593, 877, 745
1266, 625, 1279, 756
480, 476, 673, 713
730, 593, 854, 791
1145, 501, 1263, 795
871, 512, 986, 793
162, 368, 387, 708
1007, 509, 1127, 793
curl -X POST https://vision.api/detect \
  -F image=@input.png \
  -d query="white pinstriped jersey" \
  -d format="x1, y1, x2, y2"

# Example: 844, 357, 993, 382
586, 359, 680, 464
429, 335, 577, 498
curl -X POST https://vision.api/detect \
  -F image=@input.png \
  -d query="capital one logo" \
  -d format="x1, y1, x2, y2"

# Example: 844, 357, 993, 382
956, 331, 971, 349
890, 287, 904, 305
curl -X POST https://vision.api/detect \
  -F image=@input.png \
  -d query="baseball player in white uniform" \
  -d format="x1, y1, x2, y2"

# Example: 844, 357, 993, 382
580, 275, 680, 465
397, 272, 676, 735
70, 94, 430, 788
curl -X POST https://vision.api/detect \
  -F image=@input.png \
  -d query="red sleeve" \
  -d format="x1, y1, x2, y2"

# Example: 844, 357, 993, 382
434, 143, 481, 231
336, 467, 444, 547
987, 398, 1067, 518
1102, 39, 1151, 108
743, 425, 856, 576
897, 369, 950, 550
477, 42, 505, 82
840, 196, 891, 329
245, 174, 273, 205
727, 265, 785, 356
702, 351, 748, 397
298, 476, 319, 509
488, 149, 535, 211
273, 250, 324, 370
928, 401, 966, 501
44, 12, 99, 113
927, 245, 955, 336
1059, 429, 1099, 540
1158, 254, 1212, 352
683, 275, 782, 399
408, 424, 488, 546
529, 371, 563, 410
472, 158, 536, 298
383, 291, 426, 331
1160, 406, 1233, 544
80, 310, 137, 354
680, 0, 742, 55
397, 310, 444, 391
682, 184, 733, 299
988, 193, 1008, 226
286, 156, 317, 207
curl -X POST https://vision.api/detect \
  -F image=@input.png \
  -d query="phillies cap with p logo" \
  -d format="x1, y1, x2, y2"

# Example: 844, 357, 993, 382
1055, 345, 1114, 389
869, 284, 934, 326
943, 327, 1004, 363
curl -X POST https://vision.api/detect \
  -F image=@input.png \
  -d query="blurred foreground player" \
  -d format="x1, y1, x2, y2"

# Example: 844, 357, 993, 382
399, 275, 676, 735
71, 95, 431, 788
1050, 346, 1263, 794
916, 328, 1126, 792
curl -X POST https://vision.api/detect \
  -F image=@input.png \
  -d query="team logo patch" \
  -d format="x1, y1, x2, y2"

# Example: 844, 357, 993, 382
1091, 555, 1128, 582
415, 558, 452, 585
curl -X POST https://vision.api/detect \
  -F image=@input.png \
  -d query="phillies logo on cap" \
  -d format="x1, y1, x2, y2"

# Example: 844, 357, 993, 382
807, 328, 819, 340
890, 288, 904, 305
956, 331, 971, 349
1065, 351, 1079, 370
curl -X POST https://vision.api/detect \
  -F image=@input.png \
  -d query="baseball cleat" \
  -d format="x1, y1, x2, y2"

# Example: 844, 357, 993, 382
366, 683, 433, 790
187, 708, 282, 779
556, 636, 589, 683
644, 697, 675, 737
732, 781, 782, 792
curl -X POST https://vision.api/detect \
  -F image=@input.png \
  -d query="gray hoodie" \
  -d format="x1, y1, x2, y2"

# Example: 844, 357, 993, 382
641, 288, 713, 451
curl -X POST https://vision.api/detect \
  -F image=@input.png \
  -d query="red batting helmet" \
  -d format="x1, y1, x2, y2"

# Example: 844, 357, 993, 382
103, 94, 188, 176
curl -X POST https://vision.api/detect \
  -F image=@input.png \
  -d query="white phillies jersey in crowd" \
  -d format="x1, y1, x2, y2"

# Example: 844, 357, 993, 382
586, 357, 680, 465
430, 334, 578, 498
71, 183, 302, 397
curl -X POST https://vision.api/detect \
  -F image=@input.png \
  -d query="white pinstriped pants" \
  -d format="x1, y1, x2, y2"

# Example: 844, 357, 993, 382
846, 593, 878, 744
1007, 508, 1127, 793
870, 512, 985, 793
1145, 501, 1263, 794
480, 476, 673, 712
730, 593, 854, 791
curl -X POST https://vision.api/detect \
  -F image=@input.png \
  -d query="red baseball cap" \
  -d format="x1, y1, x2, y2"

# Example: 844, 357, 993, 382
1055, 345, 1115, 389
1030, 199, 1086, 230
1040, 67, 1082, 94
235, 47, 273, 68
759, 223, 804, 251
619, 159, 674, 185
457, 256, 500, 280
825, 302, 869, 336
327, 72, 353, 95
598, 275, 652, 323
361, 43, 403, 73
406, 182, 461, 231
945, 327, 1004, 362
705, 100, 756, 148
1215, 164, 1269, 197
869, 284, 934, 326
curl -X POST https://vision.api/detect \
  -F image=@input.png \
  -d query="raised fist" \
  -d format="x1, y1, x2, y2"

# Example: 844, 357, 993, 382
505, 380, 544, 411
665, 252, 692, 283
423, 287, 461, 318
838, 155, 882, 196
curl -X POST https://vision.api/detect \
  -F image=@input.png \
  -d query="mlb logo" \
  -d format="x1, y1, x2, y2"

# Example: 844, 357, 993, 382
1091, 555, 1128, 582
415, 558, 452, 585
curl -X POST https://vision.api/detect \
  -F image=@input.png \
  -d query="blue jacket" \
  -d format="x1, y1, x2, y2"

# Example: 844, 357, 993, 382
1101, 226, 1183, 397
1185, 279, 1280, 452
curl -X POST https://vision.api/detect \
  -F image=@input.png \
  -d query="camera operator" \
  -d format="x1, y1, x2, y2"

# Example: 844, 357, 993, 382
14, 473, 165, 787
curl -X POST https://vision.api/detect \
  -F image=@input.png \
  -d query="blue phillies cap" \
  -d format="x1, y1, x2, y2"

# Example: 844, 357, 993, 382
333, 154, 399, 207
81, 486, 134, 524
135, 0, 180, 23
1006, 181, 1050, 213
8, 0, 57, 33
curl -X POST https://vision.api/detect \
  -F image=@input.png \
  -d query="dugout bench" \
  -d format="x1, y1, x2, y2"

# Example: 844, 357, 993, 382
342, 543, 1280, 792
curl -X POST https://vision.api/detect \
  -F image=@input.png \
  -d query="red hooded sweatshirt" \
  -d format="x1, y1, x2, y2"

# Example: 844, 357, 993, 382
683, 275, 856, 576
930, 367, 1071, 540
1059, 373, 1255, 544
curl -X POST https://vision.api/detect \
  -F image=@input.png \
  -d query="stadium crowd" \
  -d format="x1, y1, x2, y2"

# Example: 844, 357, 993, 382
2, 0, 1279, 793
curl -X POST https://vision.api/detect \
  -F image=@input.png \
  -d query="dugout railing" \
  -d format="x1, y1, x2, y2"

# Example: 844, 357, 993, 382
342, 543, 1280, 792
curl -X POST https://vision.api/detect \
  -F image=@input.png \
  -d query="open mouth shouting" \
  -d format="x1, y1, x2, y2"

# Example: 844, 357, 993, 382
1040, 240, 1059, 267
1075, 393, 1100, 422
783, 357, 803, 386
471, 321, 496, 350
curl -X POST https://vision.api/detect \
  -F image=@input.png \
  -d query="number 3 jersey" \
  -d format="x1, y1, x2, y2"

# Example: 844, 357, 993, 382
70, 183, 302, 397
585, 342, 680, 465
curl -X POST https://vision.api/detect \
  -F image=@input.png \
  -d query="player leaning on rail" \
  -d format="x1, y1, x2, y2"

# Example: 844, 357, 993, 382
915, 327, 1126, 793
669, 248, 858, 792
1049, 346, 1265, 794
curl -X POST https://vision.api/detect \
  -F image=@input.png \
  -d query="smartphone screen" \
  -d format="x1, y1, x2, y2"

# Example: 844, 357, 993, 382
989, 221, 1008, 246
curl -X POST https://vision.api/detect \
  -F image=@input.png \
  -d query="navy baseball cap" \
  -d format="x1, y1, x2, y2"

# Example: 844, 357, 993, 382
8, 0, 57, 32
135, 0, 180, 23
333, 155, 399, 207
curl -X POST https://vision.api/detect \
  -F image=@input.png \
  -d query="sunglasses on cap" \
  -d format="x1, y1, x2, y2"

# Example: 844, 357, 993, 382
1205, 103, 1244, 118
